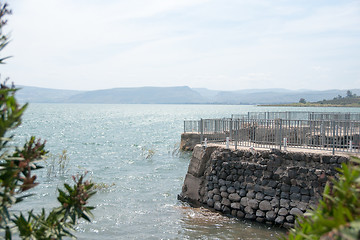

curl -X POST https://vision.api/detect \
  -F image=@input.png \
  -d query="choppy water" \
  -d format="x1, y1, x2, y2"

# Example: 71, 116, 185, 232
11, 104, 360, 239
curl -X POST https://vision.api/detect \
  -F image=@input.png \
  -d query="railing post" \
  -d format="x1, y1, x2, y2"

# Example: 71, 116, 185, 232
320, 122, 324, 147
230, 118, 233, 141
200, 118, 204, 145
332, 120, 335, 155
235, 120, 238, 150
279, 119, 282, 150
349, 140, 353, 152
184, 120, 186, 133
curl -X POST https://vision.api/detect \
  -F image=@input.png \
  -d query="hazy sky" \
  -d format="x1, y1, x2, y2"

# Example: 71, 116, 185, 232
2, 0, 360, 91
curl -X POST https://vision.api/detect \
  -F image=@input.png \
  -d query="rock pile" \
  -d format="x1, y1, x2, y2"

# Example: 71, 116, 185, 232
199, 148, 348, 228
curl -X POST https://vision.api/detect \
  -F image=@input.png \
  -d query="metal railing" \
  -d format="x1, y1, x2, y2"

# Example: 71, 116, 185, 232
231, 111, 360, 121
232, 111, 311, 121
184, 118, 360, 154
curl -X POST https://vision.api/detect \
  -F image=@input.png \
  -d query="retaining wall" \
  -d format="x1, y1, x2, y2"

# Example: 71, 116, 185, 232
178, 145, 350, 228
180, 133, 227, 151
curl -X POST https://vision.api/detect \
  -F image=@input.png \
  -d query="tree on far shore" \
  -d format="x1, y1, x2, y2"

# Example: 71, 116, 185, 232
298, 98, 306, 104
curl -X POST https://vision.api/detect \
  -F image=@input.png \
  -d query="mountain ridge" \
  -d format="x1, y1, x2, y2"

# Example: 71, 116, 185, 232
15, 85, 360, 105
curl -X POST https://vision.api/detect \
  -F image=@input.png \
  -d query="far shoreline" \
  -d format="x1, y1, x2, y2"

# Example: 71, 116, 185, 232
258, 103, 360, 108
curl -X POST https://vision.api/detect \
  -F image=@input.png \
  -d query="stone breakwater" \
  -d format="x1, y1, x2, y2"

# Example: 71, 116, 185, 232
178, 145, 350, 228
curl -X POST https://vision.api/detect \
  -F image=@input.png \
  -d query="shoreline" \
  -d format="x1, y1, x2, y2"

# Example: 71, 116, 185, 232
258, 104, 360, 108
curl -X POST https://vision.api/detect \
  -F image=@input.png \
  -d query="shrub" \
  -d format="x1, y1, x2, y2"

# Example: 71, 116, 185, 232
0, 2, 96, 239
286, 157, 360, 239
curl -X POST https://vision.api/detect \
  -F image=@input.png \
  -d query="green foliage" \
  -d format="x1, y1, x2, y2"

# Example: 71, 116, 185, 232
346, 90, 356, 98
299, 98, 306, 104
0, 2, 11, 64
285, 157, 360, 240
11, 174, 95, 239
0, 2, 96, 239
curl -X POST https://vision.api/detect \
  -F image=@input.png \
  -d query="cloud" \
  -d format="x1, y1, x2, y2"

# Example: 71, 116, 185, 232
2, 0, 360, 91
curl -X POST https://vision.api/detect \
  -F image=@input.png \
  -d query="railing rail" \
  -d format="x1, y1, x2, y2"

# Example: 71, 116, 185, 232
231, 111, 360, 121
184, 118, 360, 153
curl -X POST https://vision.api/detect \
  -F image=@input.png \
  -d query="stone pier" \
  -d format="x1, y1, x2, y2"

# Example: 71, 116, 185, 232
178, 144, 351, 228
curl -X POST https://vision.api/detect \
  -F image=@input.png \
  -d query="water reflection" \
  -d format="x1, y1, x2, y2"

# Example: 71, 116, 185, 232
178, 205, 286, 240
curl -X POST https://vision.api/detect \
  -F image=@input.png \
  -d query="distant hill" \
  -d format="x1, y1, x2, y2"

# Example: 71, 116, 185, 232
14, 85, 360, 105
16, 85, 84, 103
192, 88, 220, 100
207, 89, 360, 105
65, 86, 205, 104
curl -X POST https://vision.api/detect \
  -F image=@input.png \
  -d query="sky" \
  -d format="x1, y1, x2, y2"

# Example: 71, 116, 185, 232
1, 0, 360, 91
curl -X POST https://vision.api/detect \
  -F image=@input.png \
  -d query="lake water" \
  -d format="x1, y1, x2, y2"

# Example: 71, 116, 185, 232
11, 104, 360, 239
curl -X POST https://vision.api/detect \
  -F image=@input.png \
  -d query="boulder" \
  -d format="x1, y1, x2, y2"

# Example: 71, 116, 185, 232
259, 200, 272, 211
228, 193, 241, 202
290, 208, 303, 216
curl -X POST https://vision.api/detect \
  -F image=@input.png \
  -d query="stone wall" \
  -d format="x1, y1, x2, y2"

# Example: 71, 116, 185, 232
178, 145, 350, 228
180, 133, 201, 151
180, 133, 227, 151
